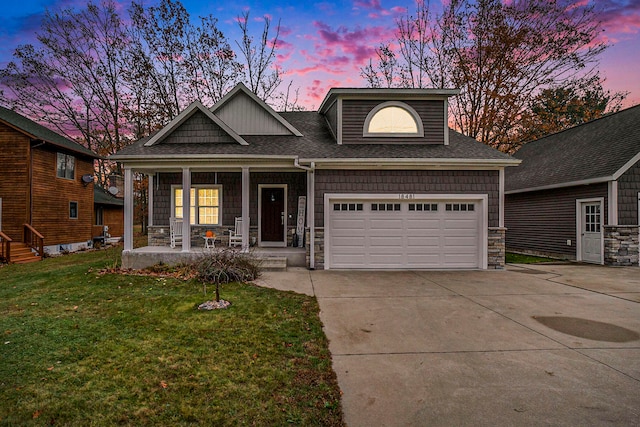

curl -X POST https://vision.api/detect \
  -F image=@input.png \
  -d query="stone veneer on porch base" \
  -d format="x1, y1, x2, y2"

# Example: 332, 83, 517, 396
604, 225, 639, 266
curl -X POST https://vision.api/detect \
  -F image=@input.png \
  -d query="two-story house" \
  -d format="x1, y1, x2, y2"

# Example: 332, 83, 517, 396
0, 106, 97, 262
111, 83, 519, 270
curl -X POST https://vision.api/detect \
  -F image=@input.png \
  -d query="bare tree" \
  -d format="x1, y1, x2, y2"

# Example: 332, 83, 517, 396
236, 11, 282, 102
0, 1, 130, 183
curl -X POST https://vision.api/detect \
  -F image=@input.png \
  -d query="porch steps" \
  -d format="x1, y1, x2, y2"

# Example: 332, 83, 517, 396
10, 243, 42, 264
259, 256, 288, 271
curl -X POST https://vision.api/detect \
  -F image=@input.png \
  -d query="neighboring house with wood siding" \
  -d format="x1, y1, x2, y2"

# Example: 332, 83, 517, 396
111, 83, 519, 270
505, 105, 640, 266
0, 106, 97, 260
93, 186, 124, 245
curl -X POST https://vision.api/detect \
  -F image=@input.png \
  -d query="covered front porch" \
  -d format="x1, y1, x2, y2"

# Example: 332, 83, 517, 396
121, 163, 315, 269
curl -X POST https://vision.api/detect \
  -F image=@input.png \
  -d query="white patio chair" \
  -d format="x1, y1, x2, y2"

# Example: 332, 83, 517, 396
228, 217, 247, 247
169, 217, 183, 248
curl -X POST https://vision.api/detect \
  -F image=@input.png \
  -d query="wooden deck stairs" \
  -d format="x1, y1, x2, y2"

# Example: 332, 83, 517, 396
9, 242, 42, 264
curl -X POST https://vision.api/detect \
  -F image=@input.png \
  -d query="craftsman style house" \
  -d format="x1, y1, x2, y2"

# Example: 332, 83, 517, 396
111, 83, 519, 270
0, 107, 97, 262
505, 105, 640, 266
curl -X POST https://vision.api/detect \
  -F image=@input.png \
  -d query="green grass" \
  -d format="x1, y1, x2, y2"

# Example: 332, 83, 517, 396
506, 252, 556, 264
0, 248, 344, 426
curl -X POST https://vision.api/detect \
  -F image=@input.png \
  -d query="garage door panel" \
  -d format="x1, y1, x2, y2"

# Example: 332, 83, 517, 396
329, 199, 481, 269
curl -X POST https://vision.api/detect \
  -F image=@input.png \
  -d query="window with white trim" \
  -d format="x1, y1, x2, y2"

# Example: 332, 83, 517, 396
363, 101, 424, 137
57, 153, 75, 179
173, 186, 221, 225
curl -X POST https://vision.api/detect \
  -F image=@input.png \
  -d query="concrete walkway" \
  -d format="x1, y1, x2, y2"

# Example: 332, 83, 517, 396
256, 265, 640, 426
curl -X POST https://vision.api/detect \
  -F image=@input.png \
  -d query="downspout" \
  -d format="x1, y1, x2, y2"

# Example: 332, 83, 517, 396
294, 158, 316, 269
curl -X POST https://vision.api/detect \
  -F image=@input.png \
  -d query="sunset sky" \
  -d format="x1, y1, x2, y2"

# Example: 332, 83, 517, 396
1, 0, 639, 110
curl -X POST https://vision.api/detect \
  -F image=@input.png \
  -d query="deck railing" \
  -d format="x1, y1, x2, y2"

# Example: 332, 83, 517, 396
0, 230, 11, 262
23, 224, 44, 257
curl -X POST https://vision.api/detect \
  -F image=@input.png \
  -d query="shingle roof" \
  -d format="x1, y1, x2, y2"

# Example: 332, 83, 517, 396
0, 106, 97, 158
506, 105, 640, 192
94, 186, 124, 206
111, 111, 515, 163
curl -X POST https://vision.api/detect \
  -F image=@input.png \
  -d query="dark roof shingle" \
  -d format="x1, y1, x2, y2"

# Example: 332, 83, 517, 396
0, 106, 96, 158
112, 111, 514, 162
506, 105, 640, 192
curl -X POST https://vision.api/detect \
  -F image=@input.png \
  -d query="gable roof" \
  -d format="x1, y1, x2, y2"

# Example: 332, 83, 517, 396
211, 83, 303, 136
144, 100, 248, 146
0, 106, 96, 158
505, 104, 640, 193
112, 110, 517, 166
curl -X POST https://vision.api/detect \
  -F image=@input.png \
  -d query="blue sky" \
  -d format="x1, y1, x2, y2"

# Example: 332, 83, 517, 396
1, 0, 639, 110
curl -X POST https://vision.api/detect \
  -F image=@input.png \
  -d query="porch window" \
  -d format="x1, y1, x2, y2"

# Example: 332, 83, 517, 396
57, 152, 75, 179
173, 186, 221, 225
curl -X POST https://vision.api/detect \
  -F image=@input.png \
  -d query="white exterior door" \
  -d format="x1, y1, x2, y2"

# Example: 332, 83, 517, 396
327, 197, 483, 269
580, 201, 602, 264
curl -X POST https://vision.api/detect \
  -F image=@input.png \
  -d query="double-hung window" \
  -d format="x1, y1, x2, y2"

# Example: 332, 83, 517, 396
57, 153, 75, 179
173, 186, 221, 225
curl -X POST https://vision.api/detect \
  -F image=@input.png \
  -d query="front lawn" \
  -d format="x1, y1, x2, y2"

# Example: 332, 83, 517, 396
0, 247, 344, 426
506, 252, 556, 264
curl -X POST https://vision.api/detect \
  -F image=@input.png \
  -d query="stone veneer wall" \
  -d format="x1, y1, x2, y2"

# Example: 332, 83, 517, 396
305, 227, 325, 269
604, 225, 639, 266
488, 227, 506, 269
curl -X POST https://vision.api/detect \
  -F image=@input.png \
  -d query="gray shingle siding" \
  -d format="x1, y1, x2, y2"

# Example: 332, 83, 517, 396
341, 99, 445, 144
618, 159, 640, 225
314, 169, 499, 227
505, 183, 608, 258
161, 110, 235, 144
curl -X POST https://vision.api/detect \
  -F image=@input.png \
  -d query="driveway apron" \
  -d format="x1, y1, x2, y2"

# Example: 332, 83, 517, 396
308, 266, 640, 426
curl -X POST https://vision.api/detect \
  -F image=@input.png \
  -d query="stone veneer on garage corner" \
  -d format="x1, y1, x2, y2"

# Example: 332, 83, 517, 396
604, 225, 639, 266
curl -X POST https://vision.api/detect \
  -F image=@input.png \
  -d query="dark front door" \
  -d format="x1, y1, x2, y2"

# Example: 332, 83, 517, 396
261, 187, 285, 243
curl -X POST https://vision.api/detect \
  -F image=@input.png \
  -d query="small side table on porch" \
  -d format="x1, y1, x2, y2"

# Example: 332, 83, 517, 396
202, 232, 216, 249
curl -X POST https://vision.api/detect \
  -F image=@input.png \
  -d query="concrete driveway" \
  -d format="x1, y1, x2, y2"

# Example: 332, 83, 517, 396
257, 264, 640, 426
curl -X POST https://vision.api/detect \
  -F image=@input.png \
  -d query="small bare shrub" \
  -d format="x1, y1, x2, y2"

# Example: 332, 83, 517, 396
194, 249, 261, 301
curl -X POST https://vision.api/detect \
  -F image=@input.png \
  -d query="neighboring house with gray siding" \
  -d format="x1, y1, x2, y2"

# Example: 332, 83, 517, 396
505, 104, 640, 266
111, 83, 519, 270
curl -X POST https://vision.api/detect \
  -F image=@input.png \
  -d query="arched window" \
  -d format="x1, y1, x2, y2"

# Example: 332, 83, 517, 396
363, 101, 424, 137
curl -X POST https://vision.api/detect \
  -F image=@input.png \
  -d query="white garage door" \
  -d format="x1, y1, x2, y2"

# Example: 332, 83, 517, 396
328, 199, 482, 269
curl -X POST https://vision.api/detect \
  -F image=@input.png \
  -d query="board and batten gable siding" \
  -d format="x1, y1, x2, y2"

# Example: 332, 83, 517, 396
341, 99, 445, 144
505, 183, 608, 258
213, 91, 292, 135
160, 110, 235, 144
313, 169, 500, 227
618, 159, 640, 225
0, 121, 31, 240
154, 171, 306, 229
31, 146, 94, 246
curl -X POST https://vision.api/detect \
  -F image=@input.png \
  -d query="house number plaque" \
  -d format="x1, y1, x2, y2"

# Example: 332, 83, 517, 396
399, 193, 415, 199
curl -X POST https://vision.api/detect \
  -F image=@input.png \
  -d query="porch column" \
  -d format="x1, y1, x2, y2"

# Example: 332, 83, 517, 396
182, 167, 191, 252
148, 173, 154, 227
123, 167, 134, 251
241, 167, 250, 250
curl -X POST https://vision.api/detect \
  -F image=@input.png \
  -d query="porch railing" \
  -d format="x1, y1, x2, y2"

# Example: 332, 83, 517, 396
0, 230, 11, 262
23, 224, 44, 257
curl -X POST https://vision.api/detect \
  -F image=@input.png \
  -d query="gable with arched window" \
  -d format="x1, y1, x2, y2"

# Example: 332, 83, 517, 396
363, 101, 424, 138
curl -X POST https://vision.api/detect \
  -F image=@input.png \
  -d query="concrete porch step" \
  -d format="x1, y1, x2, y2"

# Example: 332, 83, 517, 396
259, 256, 288, 271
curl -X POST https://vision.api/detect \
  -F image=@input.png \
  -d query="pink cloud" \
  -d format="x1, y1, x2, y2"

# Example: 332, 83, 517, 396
312, 20, 394, 63
390, 6, 407, 14
354, 0, 383, 10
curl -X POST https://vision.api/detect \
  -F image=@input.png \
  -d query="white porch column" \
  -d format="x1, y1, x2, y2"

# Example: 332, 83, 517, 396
608, 180, 618, 225
182, 167, 191, 252
241, 167, 250, 250
148, 173, 154, 227
123, 167, 134, 251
